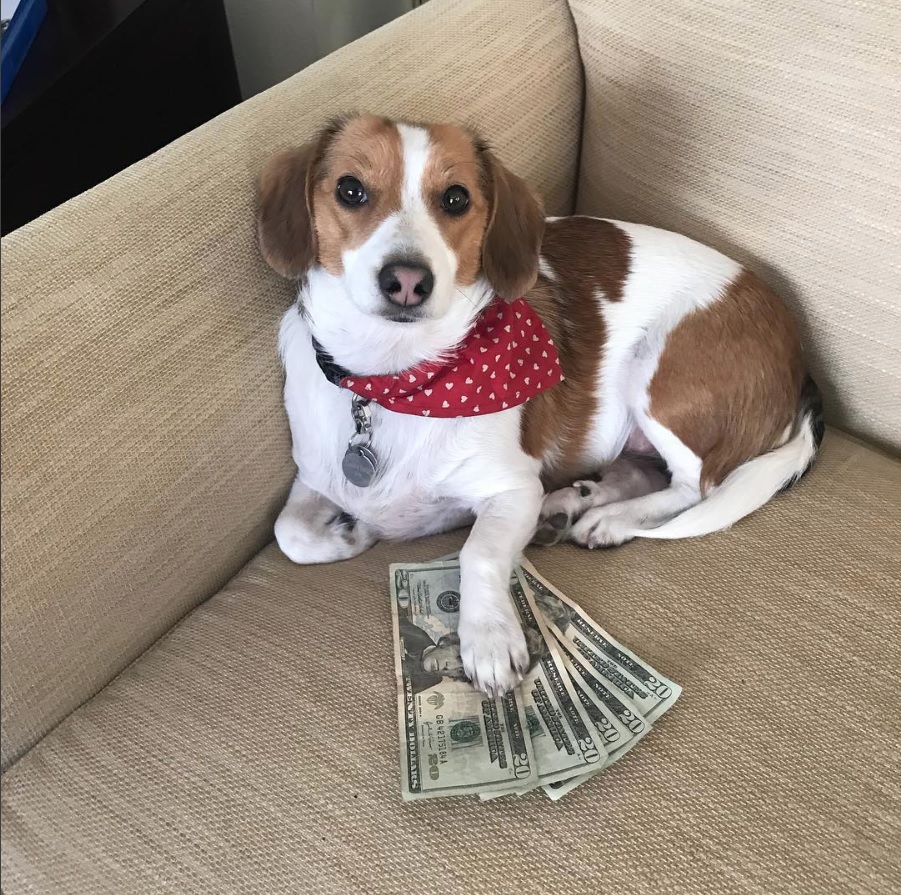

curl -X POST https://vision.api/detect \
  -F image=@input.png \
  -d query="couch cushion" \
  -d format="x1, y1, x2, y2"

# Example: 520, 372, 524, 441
0, 0, 583, 771
569, 0, 901, 452
2, 431, 899, 894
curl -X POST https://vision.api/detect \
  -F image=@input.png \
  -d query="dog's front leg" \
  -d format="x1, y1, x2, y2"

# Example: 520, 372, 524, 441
458, 479, 544, 697
275, 475, 378, 564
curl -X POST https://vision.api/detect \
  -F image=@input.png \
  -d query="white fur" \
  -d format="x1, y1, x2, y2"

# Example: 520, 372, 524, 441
275, 132, 811, 695
278, 124, 541, 695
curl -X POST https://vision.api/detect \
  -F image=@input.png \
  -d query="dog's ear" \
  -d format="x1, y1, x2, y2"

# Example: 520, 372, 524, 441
479, 149, 545, 299
257, 135, 330, 279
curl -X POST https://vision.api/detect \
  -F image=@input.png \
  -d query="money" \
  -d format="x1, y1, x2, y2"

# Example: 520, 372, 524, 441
388, 557, 681, 800
541, 643, 651, 800
477, 575, 604, 798
390, 562, 537, 799
519, 561, 682, 722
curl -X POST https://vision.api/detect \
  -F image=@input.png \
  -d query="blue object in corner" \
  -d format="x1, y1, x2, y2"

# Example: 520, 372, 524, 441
1, 0, 47, 102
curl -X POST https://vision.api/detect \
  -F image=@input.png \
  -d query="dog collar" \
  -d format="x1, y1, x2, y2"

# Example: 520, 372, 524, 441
312, 297, 564, 419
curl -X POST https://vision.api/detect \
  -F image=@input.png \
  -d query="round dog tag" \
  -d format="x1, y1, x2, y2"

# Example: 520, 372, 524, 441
342, 444, 378, 487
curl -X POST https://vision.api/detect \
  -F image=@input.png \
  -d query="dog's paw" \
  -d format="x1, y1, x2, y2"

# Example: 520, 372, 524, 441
459, 617, 529, 698
532, 486, 582, 545
570, 506, 636, 549
531, 511, 570, 546
275, 510, 376, 564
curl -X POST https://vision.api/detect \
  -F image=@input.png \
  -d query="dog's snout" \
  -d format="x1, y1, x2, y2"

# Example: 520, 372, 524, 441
377, 262, 434, 307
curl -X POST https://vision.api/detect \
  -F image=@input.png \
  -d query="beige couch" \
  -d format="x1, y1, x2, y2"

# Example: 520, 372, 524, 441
2, 1, 899, 892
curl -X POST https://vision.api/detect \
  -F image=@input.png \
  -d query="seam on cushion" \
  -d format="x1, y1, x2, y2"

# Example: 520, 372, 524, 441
563, 0, 595, 214
562, 0, 587, 214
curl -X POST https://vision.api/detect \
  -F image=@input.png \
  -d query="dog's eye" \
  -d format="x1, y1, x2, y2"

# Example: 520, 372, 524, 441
441, 185, 470, 216
336, 176, 368, 207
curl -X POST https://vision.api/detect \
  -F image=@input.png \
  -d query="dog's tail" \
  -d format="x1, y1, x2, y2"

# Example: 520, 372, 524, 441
633, 375, 825, 541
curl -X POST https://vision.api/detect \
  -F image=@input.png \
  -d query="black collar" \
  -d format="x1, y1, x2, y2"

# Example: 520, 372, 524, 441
311, 337, 352, 386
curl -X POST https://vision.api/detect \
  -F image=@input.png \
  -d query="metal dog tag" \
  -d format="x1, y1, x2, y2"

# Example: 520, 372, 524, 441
343, 443, 378, 487
343, 395, 378, 487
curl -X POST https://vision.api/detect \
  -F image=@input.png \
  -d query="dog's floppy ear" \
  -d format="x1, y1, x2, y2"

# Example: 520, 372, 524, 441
479, 148, 545, 299
257, 144, 318, 278
257, 127, 335, 278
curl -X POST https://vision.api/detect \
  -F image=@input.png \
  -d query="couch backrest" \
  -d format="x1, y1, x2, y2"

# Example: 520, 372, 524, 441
0, 0, 583, 771
569, 0, 900, 452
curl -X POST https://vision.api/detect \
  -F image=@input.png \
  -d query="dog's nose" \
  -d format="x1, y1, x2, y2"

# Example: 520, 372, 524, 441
377, 262, 434, 307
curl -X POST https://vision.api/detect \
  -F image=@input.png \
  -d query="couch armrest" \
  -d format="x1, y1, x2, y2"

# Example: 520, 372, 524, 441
0, 0, 582, 770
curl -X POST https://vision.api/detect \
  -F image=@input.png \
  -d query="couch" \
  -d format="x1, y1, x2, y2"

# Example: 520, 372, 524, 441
2, 0, 899, 892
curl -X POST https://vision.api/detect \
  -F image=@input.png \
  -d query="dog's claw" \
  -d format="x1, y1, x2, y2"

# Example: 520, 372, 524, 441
460, 618, 528, 698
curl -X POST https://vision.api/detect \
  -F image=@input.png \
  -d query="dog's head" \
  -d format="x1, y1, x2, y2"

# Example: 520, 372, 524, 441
257, 114, 544, 324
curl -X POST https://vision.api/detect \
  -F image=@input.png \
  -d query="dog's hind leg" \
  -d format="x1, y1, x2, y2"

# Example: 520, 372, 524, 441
533, 453, 670, 546
567, 414, 703, 548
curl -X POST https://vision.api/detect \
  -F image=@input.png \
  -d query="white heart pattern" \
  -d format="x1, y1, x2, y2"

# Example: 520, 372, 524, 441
341, 296, 562, 418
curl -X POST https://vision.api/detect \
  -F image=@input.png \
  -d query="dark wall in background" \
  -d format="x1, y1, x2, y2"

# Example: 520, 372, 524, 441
1, 0, 241, 235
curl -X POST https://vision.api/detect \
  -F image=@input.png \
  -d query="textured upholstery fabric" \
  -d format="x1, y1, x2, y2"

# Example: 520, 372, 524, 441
3, 0, 900, 892
569, 0, 901, 452
2, 430, 899, 895
0, 0, 583, 770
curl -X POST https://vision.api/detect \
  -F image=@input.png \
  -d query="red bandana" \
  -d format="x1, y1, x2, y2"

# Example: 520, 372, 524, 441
322, 298, 564, 418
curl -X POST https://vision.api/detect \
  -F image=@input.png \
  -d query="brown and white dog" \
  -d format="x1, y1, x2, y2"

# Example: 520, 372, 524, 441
257, 114, 823, 696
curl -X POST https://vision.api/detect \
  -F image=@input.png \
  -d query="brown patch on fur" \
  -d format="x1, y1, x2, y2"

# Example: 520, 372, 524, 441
257, 116, 405, 279
648, 269, 806, 492
422, 125, 544, 296
311, 115, 404, 274
479, 149, 545, 299
260, 115, 545, 294
521, 218, 632, 486
257, 140, 325, 278
422, 124, 492, 286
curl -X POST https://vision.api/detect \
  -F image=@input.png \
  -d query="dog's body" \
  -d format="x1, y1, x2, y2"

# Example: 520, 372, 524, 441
259, 115, 822, 696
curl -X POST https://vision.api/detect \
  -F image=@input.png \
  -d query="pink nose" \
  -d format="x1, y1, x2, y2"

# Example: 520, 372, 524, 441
378, 262, 435, 307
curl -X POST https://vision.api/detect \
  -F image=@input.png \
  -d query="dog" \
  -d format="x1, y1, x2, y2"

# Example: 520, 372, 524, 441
257, 114, 823, 697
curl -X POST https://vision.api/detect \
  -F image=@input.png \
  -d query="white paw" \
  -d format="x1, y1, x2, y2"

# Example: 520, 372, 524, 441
570, 507, 635, 549
458, 617, 529, 698
275, 511, 375, 564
